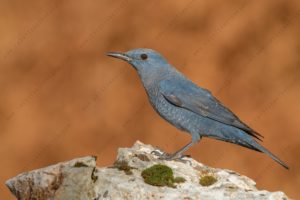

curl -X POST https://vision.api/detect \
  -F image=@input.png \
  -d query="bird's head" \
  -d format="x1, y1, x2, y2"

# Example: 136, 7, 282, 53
107, 48, 170, 75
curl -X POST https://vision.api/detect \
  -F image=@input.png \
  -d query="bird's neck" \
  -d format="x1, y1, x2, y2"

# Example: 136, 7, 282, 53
138, 68, 171, 89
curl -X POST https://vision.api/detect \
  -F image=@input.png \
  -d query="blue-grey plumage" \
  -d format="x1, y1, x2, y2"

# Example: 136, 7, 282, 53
107, 48, 289, 169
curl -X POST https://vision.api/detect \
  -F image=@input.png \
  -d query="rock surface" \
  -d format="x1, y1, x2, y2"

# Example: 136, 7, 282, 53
6, 141, 290, 200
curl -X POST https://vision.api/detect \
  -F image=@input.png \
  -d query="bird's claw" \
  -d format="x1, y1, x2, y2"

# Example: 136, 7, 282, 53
151, 150, 191, 163
151, 149, 165, 157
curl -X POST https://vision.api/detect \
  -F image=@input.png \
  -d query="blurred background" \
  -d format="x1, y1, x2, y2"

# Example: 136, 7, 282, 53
1, 0, 300, 199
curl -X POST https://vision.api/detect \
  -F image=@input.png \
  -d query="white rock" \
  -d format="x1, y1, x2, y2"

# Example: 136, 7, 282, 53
6, 141, 290, 200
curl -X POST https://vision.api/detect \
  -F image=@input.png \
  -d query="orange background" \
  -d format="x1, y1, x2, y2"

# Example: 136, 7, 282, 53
1, 0, 299, 199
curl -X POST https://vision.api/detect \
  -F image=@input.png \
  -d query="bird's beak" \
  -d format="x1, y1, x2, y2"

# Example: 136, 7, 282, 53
106, 52, 132, 62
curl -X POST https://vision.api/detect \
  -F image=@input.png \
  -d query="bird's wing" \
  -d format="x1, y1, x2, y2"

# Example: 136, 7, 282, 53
159, 79, 263, 140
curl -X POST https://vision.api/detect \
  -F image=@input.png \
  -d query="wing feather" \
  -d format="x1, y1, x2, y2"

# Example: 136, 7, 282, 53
159, 79, 263, 140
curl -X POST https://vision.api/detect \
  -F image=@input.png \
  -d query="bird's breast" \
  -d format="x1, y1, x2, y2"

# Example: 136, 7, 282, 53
150, 93, 192, 132
141, 78, 196, 133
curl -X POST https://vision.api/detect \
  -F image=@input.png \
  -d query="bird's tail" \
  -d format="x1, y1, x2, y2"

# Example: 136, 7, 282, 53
206, 127, 289, 169
212, 131, 289, 169
247, 139, 289, 169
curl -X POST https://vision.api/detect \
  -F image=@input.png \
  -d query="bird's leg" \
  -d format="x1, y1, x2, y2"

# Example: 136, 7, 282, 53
151, 141, 195, 161
152, 135, 201, 161
163, 141, 194, 160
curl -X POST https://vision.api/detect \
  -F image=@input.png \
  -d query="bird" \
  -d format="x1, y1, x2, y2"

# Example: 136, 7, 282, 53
107, 48, 289, 169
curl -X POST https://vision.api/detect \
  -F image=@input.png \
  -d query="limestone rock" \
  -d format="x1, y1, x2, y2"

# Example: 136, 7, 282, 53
6, 141, 290, 200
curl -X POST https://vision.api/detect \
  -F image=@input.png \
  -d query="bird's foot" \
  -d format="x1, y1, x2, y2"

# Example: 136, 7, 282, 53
151, 149, 165, 157
151, 150, 191, 163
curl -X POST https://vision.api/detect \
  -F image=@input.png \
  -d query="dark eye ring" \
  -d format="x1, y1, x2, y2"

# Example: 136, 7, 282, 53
140, 53, 148, 60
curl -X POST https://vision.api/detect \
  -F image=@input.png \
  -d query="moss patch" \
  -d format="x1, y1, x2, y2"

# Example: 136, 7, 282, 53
141, 164, 185, 188
113, 160, 136, 175
199, 175, 217, 186
173, 176, 186, 183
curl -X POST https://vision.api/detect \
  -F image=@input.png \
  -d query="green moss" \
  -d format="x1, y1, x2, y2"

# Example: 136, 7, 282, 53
141, 164, 185, 188
74, 162, 88, 168
173, 176, 186, 183
199, 175, 217, 186
113, 160, 136, 175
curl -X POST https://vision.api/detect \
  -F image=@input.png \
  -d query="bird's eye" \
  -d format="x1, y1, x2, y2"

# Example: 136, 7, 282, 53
140, 53, 148, 60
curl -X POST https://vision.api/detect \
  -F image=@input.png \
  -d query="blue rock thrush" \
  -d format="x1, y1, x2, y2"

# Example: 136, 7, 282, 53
107, 48, 288, 169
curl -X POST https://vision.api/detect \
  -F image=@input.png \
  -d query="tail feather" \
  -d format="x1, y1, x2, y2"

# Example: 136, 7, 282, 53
248, 140, 289, 169
206, 126, 289, 169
